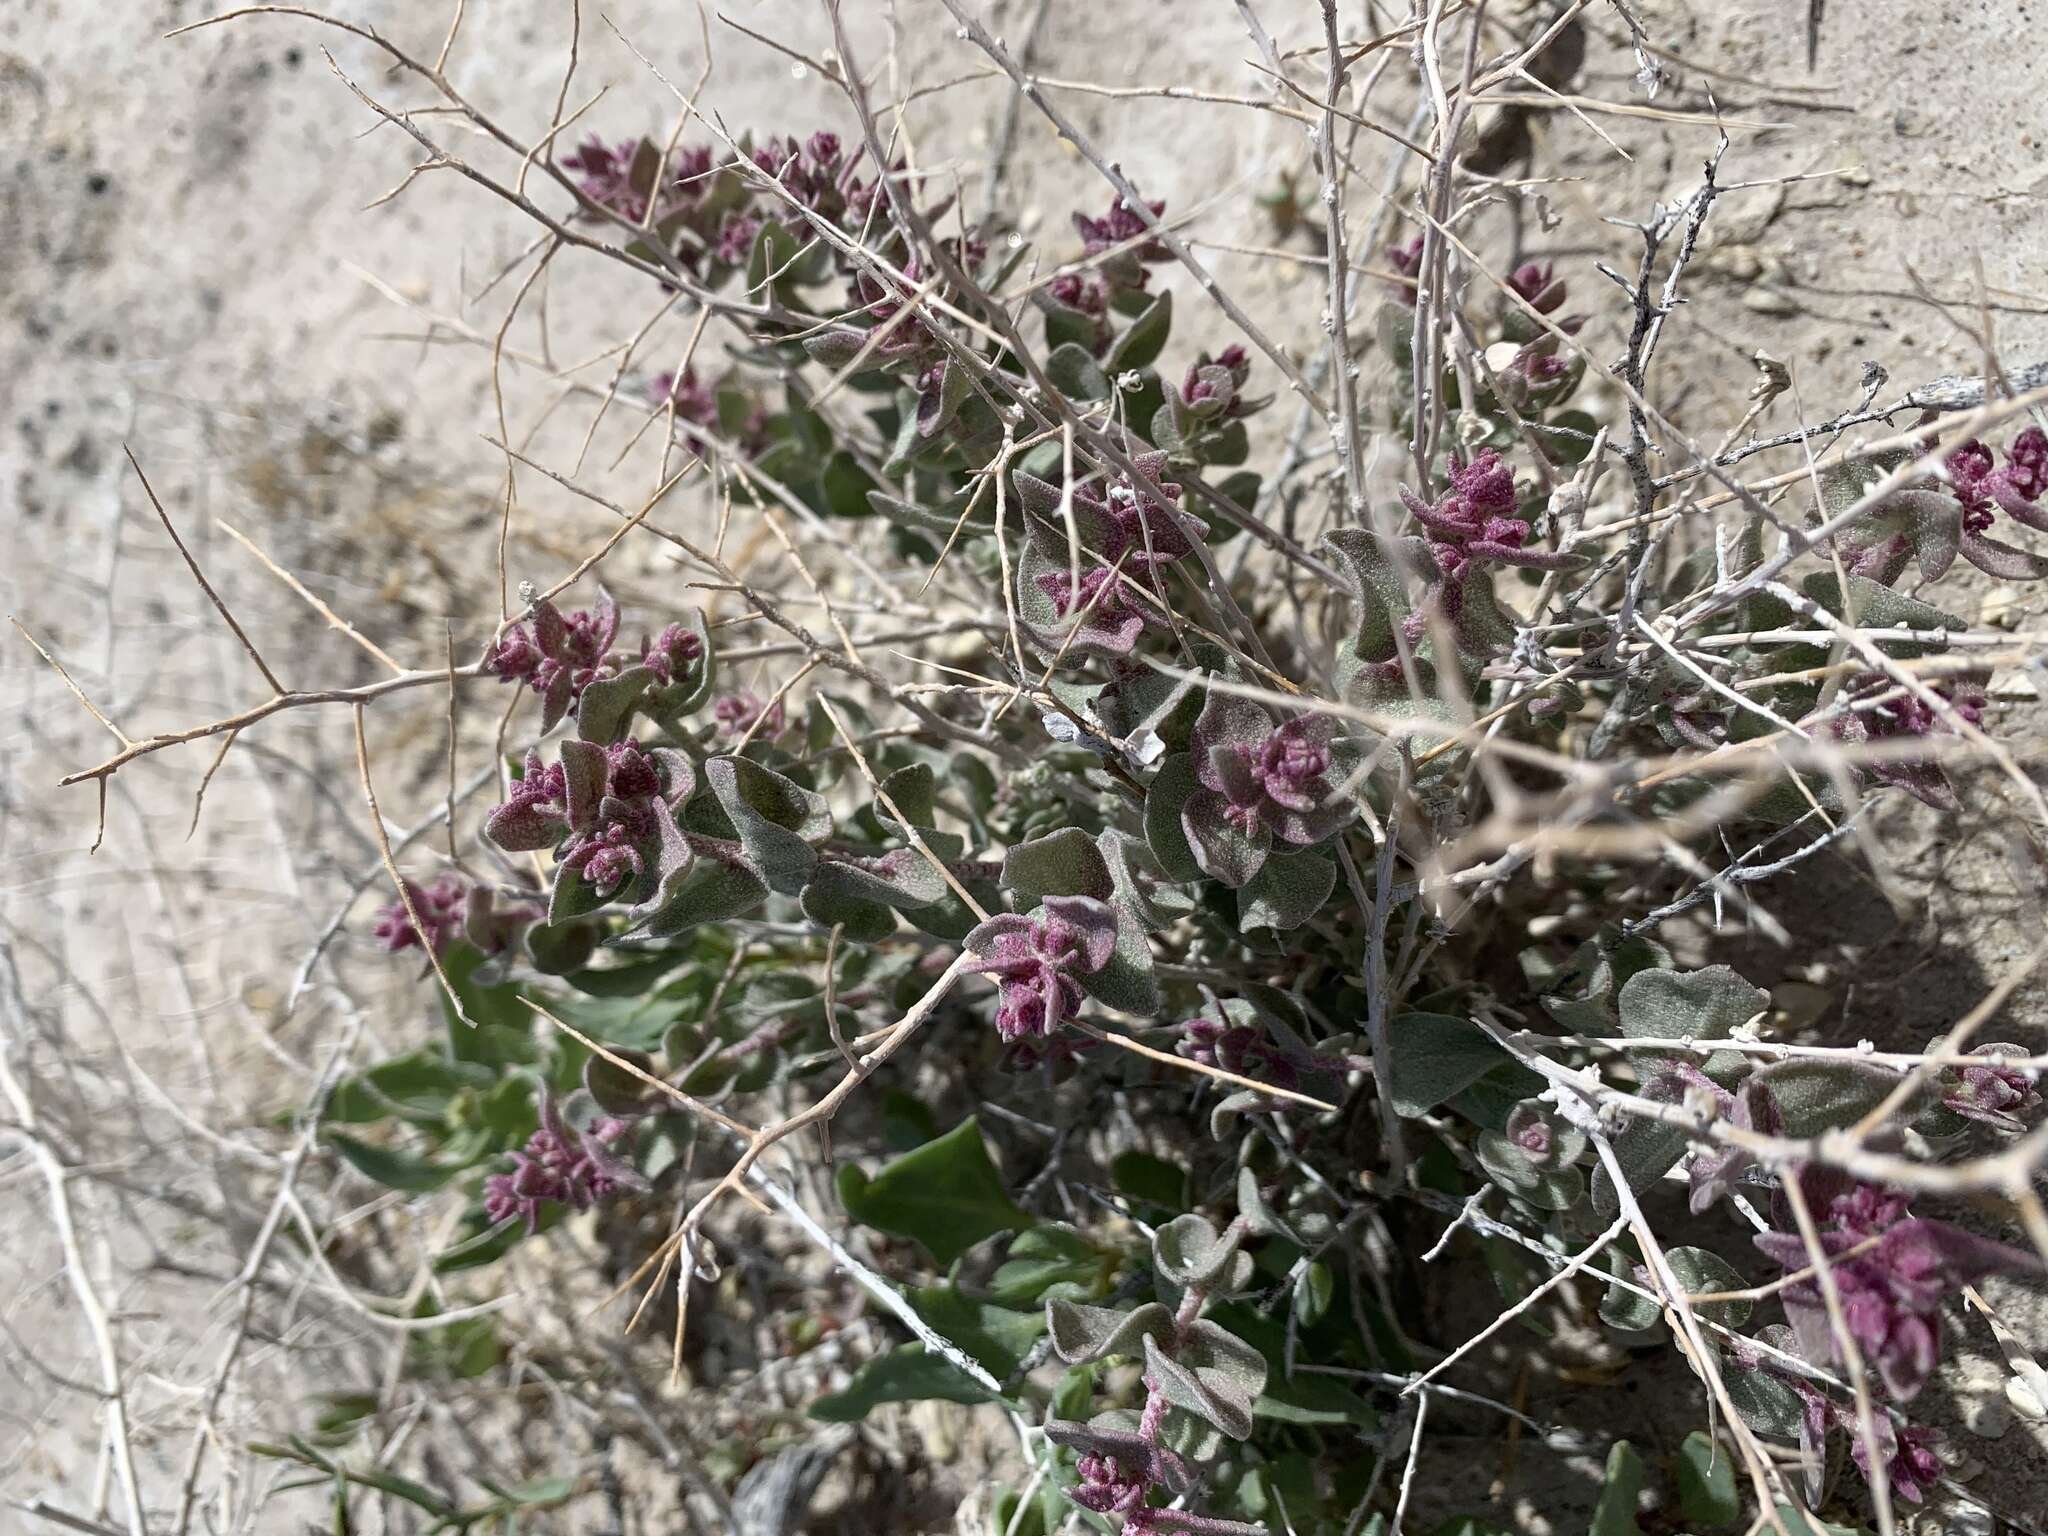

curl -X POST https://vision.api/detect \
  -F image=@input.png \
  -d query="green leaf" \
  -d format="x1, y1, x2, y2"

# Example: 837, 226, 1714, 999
326, 1129, 476, 1194
1598, 1247, 1753, 1332
990, 1225, 1112, 1306
323, 1052, 494, 1126
436, 942, 535, 1067
1254, 1370, 1377, 1429
1772, 1508, 1868, 1536
1105, 290, 1172, 374
1112, 1149, 1188, 1210
1238, 847, 1335, 933
1046, 341, 1111, 402
1386, 1012, 1506, 1116
1002, 826, 1114, 905
408, 1311, 501, 1380
1589, 1440, 1648, 1536
1675, 1430, 1741, 1529
836, 1116, 1031, 1267
434, 1213, 544, 1274
808, 1345, 999, 1421
908, 1285, 1044, 1377
1750, 1057, 1920, 1137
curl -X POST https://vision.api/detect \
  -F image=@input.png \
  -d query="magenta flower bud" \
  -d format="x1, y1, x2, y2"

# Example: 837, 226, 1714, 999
1507, 260, 1567, 314
1942, 1044, 2041, 1131
372, 872, 468, 958
643, 622, 706, 687
964, 897, 1120, 1043
713, 692, 785, 739
1071, 1452, 1148, 1516
1074, 196, 1170, 263
1850, 1421, 1944, 1504
1386, 234, 1424, 303
483, 1094, 644, 1233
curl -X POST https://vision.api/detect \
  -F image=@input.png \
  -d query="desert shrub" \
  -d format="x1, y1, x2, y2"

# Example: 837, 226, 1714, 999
31, 4, 2048, 1534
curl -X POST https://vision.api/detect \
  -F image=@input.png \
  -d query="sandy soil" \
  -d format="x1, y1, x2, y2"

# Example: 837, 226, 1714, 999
4, 0, 2046, 1530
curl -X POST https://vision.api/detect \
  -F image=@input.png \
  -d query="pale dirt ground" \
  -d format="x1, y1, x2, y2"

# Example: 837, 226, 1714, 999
4, 0, 2048, 1531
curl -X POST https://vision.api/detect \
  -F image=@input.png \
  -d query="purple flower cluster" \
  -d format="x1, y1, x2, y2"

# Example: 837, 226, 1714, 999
1074, 195, 1171, 267
1204, 716, 1342, 845
1402, 450, 1574, 585
713, 691, 785, 739
483, 1094, 643, 1232
1178, 1015, 1300, 1093
643, 620, 707, 689
1181, 345, 1249, 411
1852, 1419, 1945, 1504
1071, 1451, 1148, 1516
1385, 233, 1424, 302
646, 367, 770, 455
1948, 427, 2048, 531
487, 594, 622, 730
748, 131, 868, 224
372, 872, 468, 958
562, 136, 668, 224
964, 896, 1120, 1042
1180, 692, 1349, 888
1506, 260, 1567, 314
1020, 449, 1205, 659
1829, 676, 1987, 810
1754, 1173, 2035, 1401
1047, 195, 1173, 349
1941, 1043, 2042, 1132
487, 595, 714, 732
486, 739, 693, 900
1033, 566, 1152, 654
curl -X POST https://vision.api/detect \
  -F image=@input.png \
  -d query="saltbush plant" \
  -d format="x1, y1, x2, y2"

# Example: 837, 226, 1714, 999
40, 6, 2048, 1534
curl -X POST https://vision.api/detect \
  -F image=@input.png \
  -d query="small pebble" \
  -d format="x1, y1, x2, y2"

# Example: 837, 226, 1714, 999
1961, 1375, 2013, 1439
1741, 287, 1800, 317
2008, 1375, 2047, 1420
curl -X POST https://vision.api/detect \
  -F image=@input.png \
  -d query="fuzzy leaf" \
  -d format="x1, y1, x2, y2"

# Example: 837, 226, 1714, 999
798, 878, 895, 943
1102, 829, 1194, 932
582, 1047, 659, 1117
1046, 1298, 1175, 1365
706, 756, 830, 895
626, 854, 769, 938
1145, 752, 1206, 881
1105, 290, 1172, 374
1152, 1214, 1244, 1288
1002, 826, 1114, 906
1599, 1247, 1752, 1332
1386, 1013, 1506, 1116
1046, 341, 1112, 402
1143, 1322, 1266, 1441
576, 666, 655, 745
1617, 965, 1766, 1041
1238, 846, 1335, 932
1749, 1057, 1917, 1137
1475, 1130, 1582, 1211
1182, 789, 1270, 888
